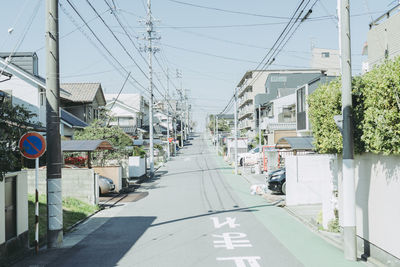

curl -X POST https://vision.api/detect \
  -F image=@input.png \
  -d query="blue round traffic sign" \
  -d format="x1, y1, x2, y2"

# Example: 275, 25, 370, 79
19, 132, 46, 159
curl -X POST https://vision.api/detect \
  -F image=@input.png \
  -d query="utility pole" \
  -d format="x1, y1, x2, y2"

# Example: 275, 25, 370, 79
176, 69, 184, 147
339, 0, 356, 261
258, 104, 262, 148
216, 115, 219, 155
45, 0, 63, 248
166, 68, 170, 160
234, 87, 238, 175
145, 0, 158, 178
185, 91, 189, 140
174, 116, 177, 156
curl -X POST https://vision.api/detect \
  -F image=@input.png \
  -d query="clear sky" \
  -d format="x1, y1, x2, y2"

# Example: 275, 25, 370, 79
0, 0, 396, 130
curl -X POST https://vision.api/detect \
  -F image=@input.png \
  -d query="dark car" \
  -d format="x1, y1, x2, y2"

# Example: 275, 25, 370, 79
266, 168, 286, 194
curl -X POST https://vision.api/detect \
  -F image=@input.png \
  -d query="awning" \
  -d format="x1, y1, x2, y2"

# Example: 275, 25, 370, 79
62, 140, 113, 152
275, 136, 315, 150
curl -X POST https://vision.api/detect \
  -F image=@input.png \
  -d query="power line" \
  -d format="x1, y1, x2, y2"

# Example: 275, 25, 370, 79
103, 0, 176, 108
161, 42, 259, 64
86, 0, 149, 80
35, 7, 111, 52
167, 0, 327, 20
63, 0, 150, 95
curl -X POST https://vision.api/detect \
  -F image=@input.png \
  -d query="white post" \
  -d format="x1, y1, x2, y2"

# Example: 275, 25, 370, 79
35, 157, 39, 253
234, 87, 238, 175
340, 0, 357, 261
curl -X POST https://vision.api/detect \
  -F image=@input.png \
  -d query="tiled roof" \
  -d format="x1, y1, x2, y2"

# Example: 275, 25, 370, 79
61, 109, 88, 128
61, 83, 102, 102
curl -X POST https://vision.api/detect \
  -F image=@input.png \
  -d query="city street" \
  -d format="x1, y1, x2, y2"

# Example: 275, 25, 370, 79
16, 134, 363, 267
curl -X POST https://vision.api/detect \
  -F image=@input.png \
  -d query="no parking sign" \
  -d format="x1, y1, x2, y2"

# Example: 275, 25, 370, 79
19, 132, 46, 159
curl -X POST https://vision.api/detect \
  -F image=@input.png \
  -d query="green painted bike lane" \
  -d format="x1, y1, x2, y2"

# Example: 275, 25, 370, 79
208, 143, 363, 267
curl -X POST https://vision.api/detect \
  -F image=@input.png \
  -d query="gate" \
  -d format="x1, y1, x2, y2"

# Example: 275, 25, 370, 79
5, 176, 17, 241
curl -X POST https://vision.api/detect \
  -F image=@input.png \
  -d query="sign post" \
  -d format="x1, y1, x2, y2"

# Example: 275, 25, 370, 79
19, 132, 46, 254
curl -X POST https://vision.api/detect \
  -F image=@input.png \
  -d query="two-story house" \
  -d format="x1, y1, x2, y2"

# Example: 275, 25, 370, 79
0, 53, 89, 139
255, 70, 330, 145
105, 93, 149, 138
60, 83, 106, 124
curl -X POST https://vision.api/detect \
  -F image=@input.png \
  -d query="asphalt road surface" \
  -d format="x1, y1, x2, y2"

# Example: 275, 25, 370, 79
17, 133, 363, 267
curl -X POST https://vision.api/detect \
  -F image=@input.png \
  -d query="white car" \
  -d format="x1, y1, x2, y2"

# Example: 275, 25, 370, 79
238, 147, 262, 166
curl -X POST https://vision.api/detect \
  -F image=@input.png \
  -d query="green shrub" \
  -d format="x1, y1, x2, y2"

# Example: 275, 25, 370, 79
361, 58, 400, 154
308, 78, 343, 154
308, 56, 400, 155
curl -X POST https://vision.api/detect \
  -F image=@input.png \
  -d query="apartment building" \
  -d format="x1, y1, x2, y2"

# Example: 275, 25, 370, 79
237, 70, 270, 138
310, 48, 340, 76
363, 4, 400, 71
237, 69, 328, 140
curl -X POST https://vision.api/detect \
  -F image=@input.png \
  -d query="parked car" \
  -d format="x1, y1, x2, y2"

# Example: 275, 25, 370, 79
238, 146, 261, 166
266, 168, 286, 194
99, 176, 115, 195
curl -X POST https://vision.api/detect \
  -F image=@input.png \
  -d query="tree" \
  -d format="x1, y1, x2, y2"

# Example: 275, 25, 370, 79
207, 115, 231, 132
73, 120, 133, 166
0, 101, 37, 180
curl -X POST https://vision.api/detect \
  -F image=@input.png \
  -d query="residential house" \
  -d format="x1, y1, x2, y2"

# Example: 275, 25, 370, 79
105, 93, 149, 138
363, 4, 400, 71
60, 83, 106, 125
255, 70, 331, 145
296, 76, 337, 136
0, 53, 88, 138
310, 48, 340, 76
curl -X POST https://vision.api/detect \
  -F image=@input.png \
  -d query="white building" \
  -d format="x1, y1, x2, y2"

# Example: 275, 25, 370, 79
0, 54, 88, 138
310, 48, 340, 76
105, 94, 149, 137
363, 5, 400, 71
238, 69, 327, 141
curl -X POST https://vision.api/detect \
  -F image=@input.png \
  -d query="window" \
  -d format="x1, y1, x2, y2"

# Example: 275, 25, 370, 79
271, 75, 287, 83
118, 117, 133, 126
297, 87, 305, 113
39, 91, 46, 106
266, 104, 274, 117
321, 52, 330, 58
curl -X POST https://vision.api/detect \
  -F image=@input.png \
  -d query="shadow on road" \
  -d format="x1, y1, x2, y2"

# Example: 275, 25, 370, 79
149, 203, 281, 228
15, 216, 157, 267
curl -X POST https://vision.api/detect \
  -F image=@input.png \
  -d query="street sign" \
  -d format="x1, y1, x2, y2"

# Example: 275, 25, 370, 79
19, 132, 46, 159
168, 138, 174, 143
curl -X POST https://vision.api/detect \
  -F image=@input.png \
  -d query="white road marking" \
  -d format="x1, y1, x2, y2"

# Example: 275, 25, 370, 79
213, 232, 252, 250
216, 256, 261, 267
211, 217, 240, 229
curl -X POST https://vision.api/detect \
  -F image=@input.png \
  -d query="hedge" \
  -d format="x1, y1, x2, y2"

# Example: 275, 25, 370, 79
308, 57, 400, 155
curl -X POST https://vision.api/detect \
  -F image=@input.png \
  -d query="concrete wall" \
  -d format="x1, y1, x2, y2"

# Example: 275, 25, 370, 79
93, 166, 122, 192
129, 157, 146, 178
337, 153, 400, 261
286, 155, 337, 229
25, 168, 98, 205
